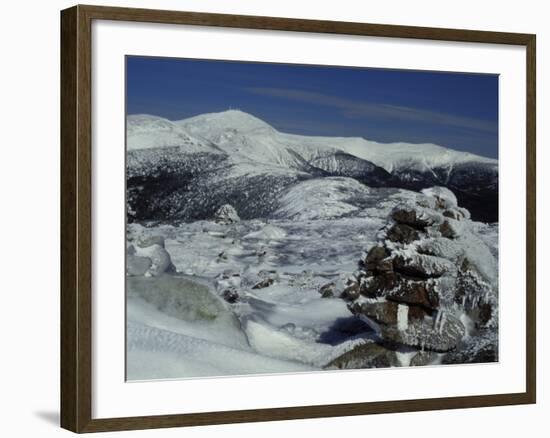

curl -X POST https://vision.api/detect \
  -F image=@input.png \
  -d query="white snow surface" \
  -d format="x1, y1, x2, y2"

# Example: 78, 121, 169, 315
127, 114, 221, 153
274, 177, 371, 221
127, 110, 496, 173
127, 184, 498, 380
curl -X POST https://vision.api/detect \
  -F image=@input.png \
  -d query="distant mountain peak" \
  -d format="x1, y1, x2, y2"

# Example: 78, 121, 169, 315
177, 109, 273, 135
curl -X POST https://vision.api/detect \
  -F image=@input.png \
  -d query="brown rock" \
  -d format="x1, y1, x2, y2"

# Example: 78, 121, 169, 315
392, 254, 452, 279
319, 282, 336, 298
391, 208, 430, 229
376, 258, 394, 273
381, 312, 465, 352
341, 281, 360, 300
252, 277, 275, 289
387, 223, 420, 244
385, 277, 434, 309
364, 245, 389, 270
349, 299, 428, 326
439, 220, 456, 239
324, 341, 399, 370
360, 273, 399, 298
351, 300, 399, 325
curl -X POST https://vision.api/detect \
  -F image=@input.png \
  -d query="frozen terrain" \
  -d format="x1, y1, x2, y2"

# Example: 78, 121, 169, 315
125, 110, 499, 380
128, 110, 498, 222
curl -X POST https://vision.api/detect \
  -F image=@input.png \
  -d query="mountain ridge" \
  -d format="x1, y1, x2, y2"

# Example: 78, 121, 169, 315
126, 110, 498, 222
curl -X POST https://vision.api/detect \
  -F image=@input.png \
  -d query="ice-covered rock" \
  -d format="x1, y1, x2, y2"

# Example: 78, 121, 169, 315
319, 282, 337, 298
380, 309, 466, 352
136, 234, 165, 248
324, 340, 399, 370
386, 223, 420, 244
214, 204, 240, 224
137, 244, 175, 276
126, 235, 176, 277
127, 276, 236, 323
441, 329, 498, 364
421, 186, 458, 209
127, 255, 152, 276
410, 350, 439, 367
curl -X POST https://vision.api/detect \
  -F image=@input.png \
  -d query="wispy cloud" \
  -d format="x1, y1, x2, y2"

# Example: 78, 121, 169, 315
245, 87, 496, 134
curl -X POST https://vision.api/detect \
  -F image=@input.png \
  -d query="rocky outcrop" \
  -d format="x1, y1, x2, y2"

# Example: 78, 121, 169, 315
325, 341, 400, 370
337, 187, 498, 363
214, 204, 240, 224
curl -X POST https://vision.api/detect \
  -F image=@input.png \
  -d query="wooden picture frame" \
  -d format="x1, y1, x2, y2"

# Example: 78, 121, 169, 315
61, 4, 536, 433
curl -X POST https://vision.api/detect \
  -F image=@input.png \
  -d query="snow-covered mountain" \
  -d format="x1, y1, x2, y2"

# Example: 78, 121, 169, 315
127, 114, 222, 153
127, 110, 498, 222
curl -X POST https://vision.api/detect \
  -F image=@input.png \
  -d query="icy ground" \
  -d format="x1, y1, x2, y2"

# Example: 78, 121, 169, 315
126, 183, 498, 380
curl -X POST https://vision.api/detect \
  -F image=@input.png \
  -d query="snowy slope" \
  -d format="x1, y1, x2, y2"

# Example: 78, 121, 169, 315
126, 110, 498, 222
127, 114, 222, 153
129, 110, 496, 173
179, 110, 329, 171
177, 110, 496, 172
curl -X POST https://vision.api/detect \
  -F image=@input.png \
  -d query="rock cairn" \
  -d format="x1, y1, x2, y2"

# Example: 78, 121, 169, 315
214, 204, 240, 225
332, 187, 498, 366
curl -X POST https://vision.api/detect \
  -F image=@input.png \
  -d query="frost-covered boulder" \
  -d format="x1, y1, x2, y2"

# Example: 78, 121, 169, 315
214, 204, 240, 224
324, 340, 399, 370
381, 309, 466, 352
128, 276, 235, 322
319, 282, 337, 298
421, 186, 458, 209
136, 235, 165, 248
127, 255, 152, 276
126, 236, 176, 277
146, 245, 174, 276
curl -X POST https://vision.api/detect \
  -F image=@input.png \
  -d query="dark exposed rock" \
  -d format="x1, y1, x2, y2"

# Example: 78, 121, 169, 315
350, 300, 429, 326
386, 223, 420, 244
319, 282, 336, 298
391, 208, 431, 229
392, 254, 453, 279
360, 273, 399, 298
252, 277, 275, 289
362, 245, 389, 270
386, 276, 431, 307
350, 300, 399, 325
324, 341, 399, 370
439, 220, 456, 239
359, 271, 439, 310
341, 281, 360, 300
380, 311, 465, 352
376, 258, 394, 274
222, 289, 239, 303
385, 279, 434, 309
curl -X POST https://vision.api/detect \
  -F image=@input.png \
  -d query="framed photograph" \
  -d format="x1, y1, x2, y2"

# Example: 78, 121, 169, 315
60, 4, 536, 433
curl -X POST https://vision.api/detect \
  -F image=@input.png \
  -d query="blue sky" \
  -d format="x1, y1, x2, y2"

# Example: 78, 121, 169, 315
127, 56, 498, 158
